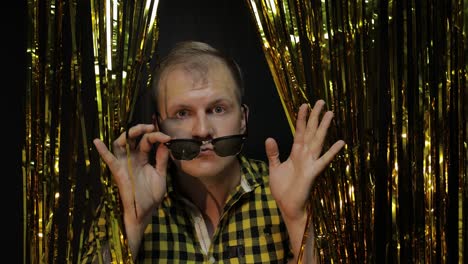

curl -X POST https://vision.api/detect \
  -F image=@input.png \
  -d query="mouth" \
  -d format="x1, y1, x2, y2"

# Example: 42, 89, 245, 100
197, 148, 215, 157
200, 145, 212, 151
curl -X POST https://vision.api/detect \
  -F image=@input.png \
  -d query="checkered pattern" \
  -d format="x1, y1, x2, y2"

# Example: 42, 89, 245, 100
81, 156, 293, 263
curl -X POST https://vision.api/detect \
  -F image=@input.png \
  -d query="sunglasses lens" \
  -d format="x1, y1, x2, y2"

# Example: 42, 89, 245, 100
167, 140, 201, 160
213, 136, 245, 157
166, 135, 246, 160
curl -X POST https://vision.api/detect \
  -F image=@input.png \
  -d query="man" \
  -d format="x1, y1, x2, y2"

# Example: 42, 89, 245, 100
81, 41, 345, 263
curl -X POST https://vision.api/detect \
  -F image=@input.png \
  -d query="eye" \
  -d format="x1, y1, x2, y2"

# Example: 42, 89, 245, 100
175, 109, 189, 119
212, 105, 225, 114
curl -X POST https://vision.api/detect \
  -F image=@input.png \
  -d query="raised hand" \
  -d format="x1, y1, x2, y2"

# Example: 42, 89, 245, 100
93, 124, 171, 255
266, 100, 345, 223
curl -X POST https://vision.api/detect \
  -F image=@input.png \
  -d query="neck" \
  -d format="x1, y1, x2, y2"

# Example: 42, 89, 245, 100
175, 159, 241, 236
176, 160, 241, 210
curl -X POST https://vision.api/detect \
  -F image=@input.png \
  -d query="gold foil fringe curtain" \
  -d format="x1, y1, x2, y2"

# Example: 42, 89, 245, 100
24, 0, 159, 263
24, 0, 467, 263
246, 0, 467, 262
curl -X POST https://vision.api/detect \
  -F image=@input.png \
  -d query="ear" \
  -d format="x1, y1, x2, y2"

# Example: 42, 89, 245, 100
241, 104, 249, 134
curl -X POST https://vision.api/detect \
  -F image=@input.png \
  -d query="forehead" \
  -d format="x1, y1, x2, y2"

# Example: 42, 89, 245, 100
158, 57, 239, 106
163, 55, 231, 83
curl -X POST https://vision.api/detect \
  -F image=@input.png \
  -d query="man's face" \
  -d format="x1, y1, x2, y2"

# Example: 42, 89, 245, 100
156, 58, 246, 179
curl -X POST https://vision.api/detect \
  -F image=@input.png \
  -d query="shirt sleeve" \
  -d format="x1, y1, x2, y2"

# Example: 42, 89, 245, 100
79, 202, 111, 264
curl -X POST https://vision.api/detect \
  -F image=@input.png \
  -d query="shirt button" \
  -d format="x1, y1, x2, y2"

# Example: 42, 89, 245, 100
209, 256, 216, 263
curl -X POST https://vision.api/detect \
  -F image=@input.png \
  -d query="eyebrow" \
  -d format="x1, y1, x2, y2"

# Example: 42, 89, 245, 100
169, 98, 234, 110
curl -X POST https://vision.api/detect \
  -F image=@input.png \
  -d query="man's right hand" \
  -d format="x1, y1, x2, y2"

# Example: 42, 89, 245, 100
93, 124, 171, 258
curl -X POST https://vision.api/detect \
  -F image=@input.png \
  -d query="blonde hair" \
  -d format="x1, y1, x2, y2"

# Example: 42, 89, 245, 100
151, 41, 244, 106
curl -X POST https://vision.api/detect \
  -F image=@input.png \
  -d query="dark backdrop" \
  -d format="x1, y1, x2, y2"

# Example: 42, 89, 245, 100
152, 0, 293, 162
11, 0, 27, 263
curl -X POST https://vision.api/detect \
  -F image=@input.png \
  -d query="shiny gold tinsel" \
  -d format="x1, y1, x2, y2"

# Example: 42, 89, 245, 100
246, 0, 467, 263
23, 0, 467, 263
24, 0, 159, 263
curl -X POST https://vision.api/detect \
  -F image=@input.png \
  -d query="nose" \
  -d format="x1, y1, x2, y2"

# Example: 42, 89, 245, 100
191, 112, 213, 139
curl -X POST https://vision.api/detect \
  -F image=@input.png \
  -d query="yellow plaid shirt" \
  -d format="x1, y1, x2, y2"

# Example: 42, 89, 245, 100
81, 156, 293, 263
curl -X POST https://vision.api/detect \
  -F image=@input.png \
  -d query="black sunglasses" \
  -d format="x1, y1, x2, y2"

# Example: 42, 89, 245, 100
164, 134, 247, 160
157, 105, 248, 160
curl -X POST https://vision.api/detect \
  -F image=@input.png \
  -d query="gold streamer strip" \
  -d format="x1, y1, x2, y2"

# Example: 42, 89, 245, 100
246, 0, 467, 262
246, 0, 311, 133
83, 0, 160, 262
24, 0, 160, 263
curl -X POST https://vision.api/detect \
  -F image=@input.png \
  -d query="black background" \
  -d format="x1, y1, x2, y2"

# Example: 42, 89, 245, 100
154, 0, 292, 162
9, 0, 27, 263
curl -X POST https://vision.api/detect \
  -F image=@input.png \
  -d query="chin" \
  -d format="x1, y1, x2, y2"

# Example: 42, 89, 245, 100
178, 155, 238, 179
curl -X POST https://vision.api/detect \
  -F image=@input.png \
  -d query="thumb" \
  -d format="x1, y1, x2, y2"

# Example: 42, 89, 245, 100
265, 137, 281, 168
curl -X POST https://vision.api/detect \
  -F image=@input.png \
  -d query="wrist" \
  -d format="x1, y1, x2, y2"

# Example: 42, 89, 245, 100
281, 205, 312, 261
123, 212, 152, 259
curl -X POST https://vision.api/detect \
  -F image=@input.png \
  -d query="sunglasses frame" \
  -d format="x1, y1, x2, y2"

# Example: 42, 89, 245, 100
156, 104, 249, 160
164, 134, 247, 160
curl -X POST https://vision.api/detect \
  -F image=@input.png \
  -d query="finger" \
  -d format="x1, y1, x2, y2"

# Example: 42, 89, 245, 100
314, 111, 334, 143
305, 100, 325, 141
316, 140, 345, 170
139, 132, 171, 153
155, 143, 170, 176
95, 138, 134, 210
112, 131, 129, 156
127, 124, 156, 138
294, 104, 309, 144
265, 137, 281, 168
94, 138, 119, 170
114, 124, 155, 149
308, 111, 335, 160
